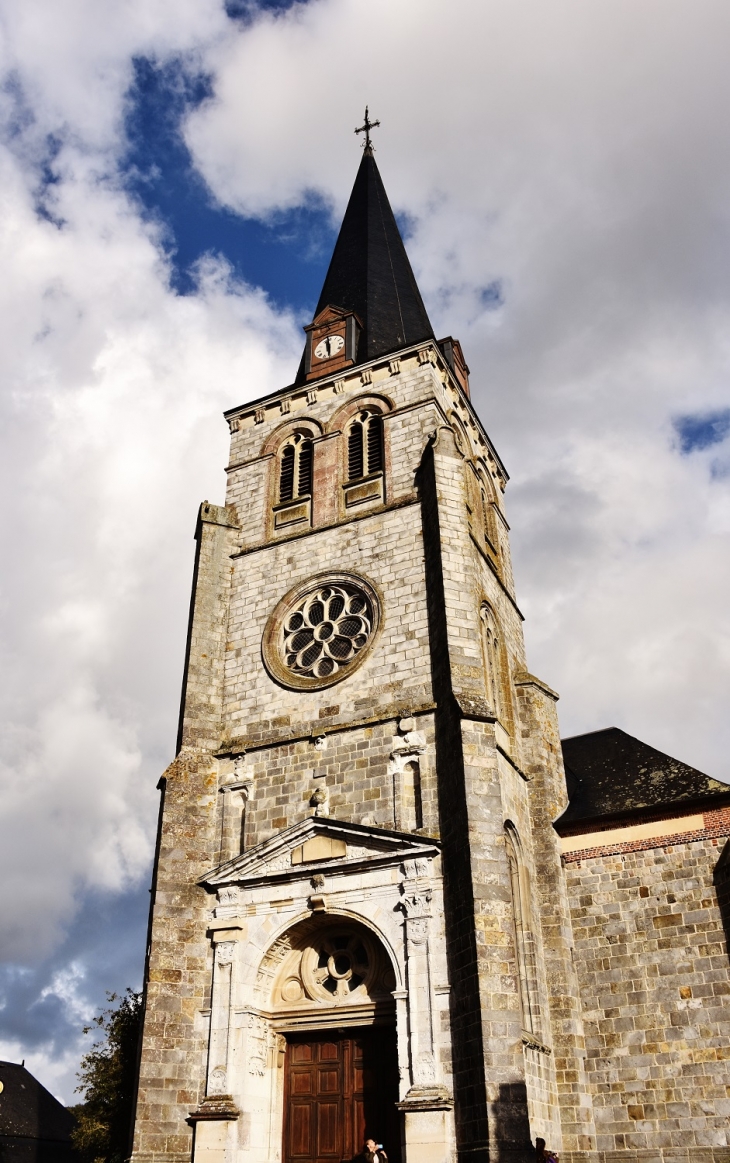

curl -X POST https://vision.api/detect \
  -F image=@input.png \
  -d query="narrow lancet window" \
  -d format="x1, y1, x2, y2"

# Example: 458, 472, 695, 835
279, 444, 295, 502
279, 433, 314, 502
348, 422, 364, 480
505, 823, 539, 1035
403, 760, 423, 831
347, 411, 383, 480
480, 604, 502, 720
366, 413, 383, 473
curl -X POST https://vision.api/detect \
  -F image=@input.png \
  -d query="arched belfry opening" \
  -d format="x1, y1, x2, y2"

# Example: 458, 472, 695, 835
259, 915, 401, 1163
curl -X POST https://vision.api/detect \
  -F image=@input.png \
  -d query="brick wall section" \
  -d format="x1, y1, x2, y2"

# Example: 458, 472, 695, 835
565, 837, 730, 1161
562, 808, 730, 863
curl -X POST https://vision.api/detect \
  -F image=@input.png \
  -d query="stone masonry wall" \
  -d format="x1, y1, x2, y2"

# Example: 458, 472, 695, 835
133, 505, 240, 1163
222, 503, 433, 735
565, 837, 730, 1162
217, 712, 439, 851
132, 340, 591, 1163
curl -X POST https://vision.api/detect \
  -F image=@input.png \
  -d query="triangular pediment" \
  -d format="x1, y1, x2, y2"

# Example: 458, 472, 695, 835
201, 816, 439, 888
304, 304, 362, 332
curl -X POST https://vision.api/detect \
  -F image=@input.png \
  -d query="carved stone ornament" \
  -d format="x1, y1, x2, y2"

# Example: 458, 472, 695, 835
310, 785, 329, 817
403, 857, 430, 881
217, 886, 240, 906
405, 916, 430, 945
215, 941, 236, 967
268, 924, 396, 1010
401, 889, 432, 917
208, 1066, 227, 1094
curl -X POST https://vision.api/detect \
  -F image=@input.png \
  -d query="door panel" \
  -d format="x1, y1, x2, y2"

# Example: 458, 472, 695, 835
289, 1102, 313, 1159
317, 1100, 340, 1155
292, 1072, 314, 1095
319, 1070, 340, 1093
284, 1029, 400, 1163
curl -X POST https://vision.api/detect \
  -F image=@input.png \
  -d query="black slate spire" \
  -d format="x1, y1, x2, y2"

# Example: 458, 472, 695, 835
298, 149, 434, 379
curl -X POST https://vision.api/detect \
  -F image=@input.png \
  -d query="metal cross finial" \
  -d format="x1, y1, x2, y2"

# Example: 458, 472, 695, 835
355, 106, 380, 151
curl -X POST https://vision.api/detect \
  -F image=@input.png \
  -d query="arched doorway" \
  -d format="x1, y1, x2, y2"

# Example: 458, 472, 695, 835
264, 917, 402, 1163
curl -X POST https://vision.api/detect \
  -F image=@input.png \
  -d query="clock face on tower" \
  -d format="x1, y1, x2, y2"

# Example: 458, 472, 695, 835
314, 334, 345, 360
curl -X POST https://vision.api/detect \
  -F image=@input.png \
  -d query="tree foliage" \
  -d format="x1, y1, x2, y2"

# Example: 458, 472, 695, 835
70, 988, 143, 1163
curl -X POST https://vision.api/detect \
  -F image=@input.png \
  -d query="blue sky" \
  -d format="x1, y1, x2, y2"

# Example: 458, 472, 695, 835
123, 54, 337, 307
674, 409, 730, 454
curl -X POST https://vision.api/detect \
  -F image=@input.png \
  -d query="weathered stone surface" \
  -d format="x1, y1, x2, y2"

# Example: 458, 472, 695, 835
131, 339, 729, 1163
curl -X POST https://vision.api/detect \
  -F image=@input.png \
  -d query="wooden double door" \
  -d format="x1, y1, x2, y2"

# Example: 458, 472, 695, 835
284, 1028, 401, 1163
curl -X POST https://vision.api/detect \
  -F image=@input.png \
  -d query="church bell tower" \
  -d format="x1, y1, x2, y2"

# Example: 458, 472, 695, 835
130, 129, 596, 1163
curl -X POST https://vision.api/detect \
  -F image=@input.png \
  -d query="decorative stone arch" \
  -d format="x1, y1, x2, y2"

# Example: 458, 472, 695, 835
263, 419, 324, 534
328, 394, 394, 513
447, 411, 470, 458
326, 392, 394, 434
241, 911, 407, 1163
261, 416, 324, 457
254, 910, 401, 1019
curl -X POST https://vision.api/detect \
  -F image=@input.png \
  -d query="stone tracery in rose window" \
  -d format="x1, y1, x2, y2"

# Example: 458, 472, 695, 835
282, 584, 374, 681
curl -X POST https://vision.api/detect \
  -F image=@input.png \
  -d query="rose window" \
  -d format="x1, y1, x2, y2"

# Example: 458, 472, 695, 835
282, 585, 374, 680
311, 934, 370, 999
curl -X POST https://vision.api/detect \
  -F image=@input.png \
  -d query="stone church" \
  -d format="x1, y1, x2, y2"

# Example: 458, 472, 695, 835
129, 140, 730, 1163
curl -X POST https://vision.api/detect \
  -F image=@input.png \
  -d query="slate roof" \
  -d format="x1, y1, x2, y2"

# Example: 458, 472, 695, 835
0, 1060, 75, 1154
296, 148, 434, 381
556, 727, 730, 829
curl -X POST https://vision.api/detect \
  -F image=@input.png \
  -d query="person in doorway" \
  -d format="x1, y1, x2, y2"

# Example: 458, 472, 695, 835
535, 1137, 559, 1163
362, 1136, 388, 1163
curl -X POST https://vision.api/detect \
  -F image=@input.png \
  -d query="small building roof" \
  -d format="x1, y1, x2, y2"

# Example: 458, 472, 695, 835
0, 1060, 75, 1151
556, 726, 730, 829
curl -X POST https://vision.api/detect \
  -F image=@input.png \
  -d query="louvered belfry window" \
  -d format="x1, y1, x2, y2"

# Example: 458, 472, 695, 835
279, 433, 314, 502
347, 411, 383, 481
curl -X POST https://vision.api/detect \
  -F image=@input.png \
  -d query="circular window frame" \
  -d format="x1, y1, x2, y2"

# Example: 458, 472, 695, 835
262, 571, 382, 691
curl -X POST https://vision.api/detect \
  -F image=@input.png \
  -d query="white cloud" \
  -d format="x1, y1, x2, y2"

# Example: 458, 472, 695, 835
185, 0, 730, 777
0, 1, 302, 969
